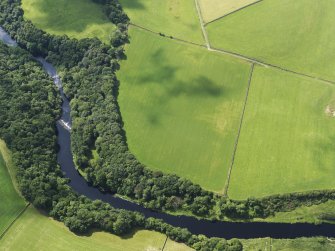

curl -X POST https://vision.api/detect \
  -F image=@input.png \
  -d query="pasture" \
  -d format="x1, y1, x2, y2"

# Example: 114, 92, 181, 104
0, 140, 26, 235
118, 27, 251, 192
21, 0, 115, 43
198, 0, 261, 24
206, 0, 335, 80
0, 206, 192, 251
119, 0, 204, 44
228, 66, 335, 199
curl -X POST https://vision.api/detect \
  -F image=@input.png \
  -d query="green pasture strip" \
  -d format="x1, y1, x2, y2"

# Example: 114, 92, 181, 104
0, 205, 189, 251
120, 0, 204, 45
228, 66, 335, 199
0, 141, 26, 235
207, 0, 335, 81
22, 0, 115, 43
118, 27, 250, 192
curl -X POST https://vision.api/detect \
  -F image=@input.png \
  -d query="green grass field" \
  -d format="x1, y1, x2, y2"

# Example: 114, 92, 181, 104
118, 27, 251, 192
242, 237, 335, 251
21, 0, 115, 43
0, 140, 26, 235
0, 206, 192, 251
120, 0, 204, 44
198, 0, 260, 23
228, 66, 335, 199
206, 0, 335, 80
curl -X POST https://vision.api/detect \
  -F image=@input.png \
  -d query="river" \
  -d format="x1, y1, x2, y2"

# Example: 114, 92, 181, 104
1, 26, 335, 239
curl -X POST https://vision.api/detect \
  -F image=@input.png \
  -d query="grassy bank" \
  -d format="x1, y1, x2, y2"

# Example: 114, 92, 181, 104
242, 237, 335, 251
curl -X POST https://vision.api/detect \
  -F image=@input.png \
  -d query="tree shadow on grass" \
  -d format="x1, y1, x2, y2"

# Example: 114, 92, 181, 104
119, 0, 145, 10
27, 0, 115, 35
136, 48, 226, 125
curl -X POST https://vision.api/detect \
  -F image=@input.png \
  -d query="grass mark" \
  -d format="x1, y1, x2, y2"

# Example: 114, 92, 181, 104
224, 63, 255, 196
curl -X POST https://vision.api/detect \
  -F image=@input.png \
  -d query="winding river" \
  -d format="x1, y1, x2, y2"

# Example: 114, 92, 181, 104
1, 26, 335, 239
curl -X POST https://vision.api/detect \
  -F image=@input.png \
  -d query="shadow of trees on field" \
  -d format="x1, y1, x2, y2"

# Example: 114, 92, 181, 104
119, 0, 145, 9
136, 48, 226, 125
27, 0, 114, 34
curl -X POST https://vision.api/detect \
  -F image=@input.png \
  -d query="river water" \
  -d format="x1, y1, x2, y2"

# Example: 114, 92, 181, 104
1, 26, 335, 239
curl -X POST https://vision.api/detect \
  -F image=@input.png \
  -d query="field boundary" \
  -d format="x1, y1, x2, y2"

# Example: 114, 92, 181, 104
194, 0, 210, 49
0, 203, 30, 240
223, 63, 255, 196
130, 23, 335, 86
205, 0, 263, 26
161, 236, 168, 250
129, 23, 205, 48
210, 46, 335, 85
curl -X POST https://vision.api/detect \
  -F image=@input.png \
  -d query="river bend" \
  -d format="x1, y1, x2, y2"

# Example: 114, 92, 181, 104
1, 26, 335, 239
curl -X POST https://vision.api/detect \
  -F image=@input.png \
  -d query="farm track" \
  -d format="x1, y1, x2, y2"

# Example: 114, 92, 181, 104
223, 64, 255, 197
194, 0, 210, 49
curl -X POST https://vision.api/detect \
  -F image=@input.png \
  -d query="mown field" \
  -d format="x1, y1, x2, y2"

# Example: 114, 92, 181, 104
206, 0, 335, 80
0, 140, 26, 234
21, 0, 115, 43
119, 0, 204, 44
118, 27, 251, 192
229, 66, 335, 199
0, 206, 191, 251
198, 0, 260, 23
